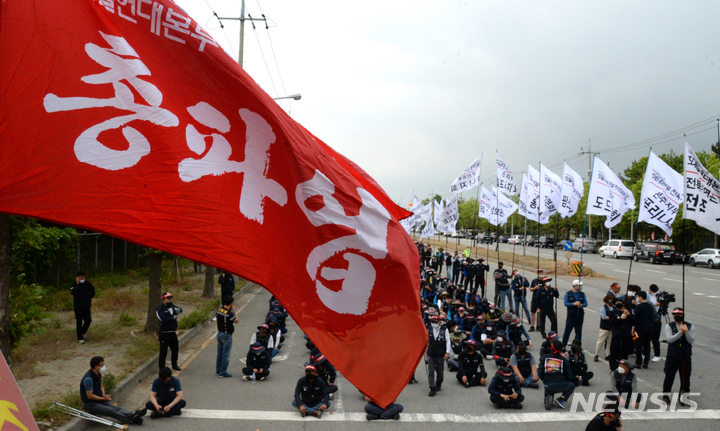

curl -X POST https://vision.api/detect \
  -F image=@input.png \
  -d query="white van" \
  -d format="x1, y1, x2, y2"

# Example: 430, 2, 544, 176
599, 240, 636, 258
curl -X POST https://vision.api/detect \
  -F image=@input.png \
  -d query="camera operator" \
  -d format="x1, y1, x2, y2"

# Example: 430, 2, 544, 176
662, 307, 694, 406
647, 284, 663, 362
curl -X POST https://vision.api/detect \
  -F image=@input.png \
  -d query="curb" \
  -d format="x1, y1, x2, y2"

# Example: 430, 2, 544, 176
55, 282, 256, 431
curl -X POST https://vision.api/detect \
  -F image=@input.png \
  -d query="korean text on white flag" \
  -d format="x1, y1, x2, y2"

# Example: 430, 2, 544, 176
497, 156, 518, 196
518, 173, 529, 217
437, 194, 459, 233
450, 154, 482, 193
478, 185, 493, 221
419, 220, 435, 240
525, 164, 541, 222
492, 186, 519, 226
684, 142, 720, 235
638, 151, 683, 236
433, 199, 443, 225
559, 162, 584, 218
539, 163, 562, 223
586, 156, 636, 229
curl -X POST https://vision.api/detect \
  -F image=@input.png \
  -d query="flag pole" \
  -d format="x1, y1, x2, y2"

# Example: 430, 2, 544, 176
537, 162, 541, 281
578, 156, 597, 285
472, 183, 481, 259
682, 135, 687, 310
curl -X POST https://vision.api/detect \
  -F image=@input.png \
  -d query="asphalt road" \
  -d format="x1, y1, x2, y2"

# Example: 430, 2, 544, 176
83, 253, 720, 431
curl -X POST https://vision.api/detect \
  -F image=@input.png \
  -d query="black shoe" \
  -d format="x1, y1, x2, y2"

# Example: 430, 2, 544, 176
594, 355, 599, 362
150, 412, 163, 419
604, 356, 610, 361
642, 364, 648, 369
131, 416, 144, 425
662, 396, 671, 405
464, 381, 470, 388
133, 408, 147, 418
391, 413, 400, 420
529, 326, 535, 332
429, 387, 437, 397
528, 382, 539, 389
172, 365, 182, 371
436, 383, 442, 391
366, 414, 381, 420
175, 410, 182, 416
512, 403, 523, 410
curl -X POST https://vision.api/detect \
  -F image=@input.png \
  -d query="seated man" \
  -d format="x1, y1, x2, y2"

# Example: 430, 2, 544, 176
146, 367, 186, 419
491, 333, 516, 367
293, 364, 330, 418
568, 339, 594, 386
364, 394, 403, 420
81, 356, 146, 425
242, 342, 271, 381
509, 341, 539, 389
312, 353, 338, 397
488, 367, 524, 409
538, 339, 575, 409
507, 317, 533, 348
456, 340, 487, 388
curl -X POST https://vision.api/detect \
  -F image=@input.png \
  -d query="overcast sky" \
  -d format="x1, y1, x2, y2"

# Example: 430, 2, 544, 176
176, 0, 720, 205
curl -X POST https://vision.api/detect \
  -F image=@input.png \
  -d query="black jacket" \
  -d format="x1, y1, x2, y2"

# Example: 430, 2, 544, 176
71, 281, 95, 309
537, 286, 559, 310
294, 376, 329, 407
157, 303, 183, 332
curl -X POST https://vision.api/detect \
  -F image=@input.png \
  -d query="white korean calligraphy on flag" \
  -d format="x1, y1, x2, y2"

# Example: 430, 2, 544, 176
539, 163, 562, 224
411, 193, 422, 213
419, 219, 435, 240
491, 186, 519, 226
478, 185, 493, 221
586, 156, 636, 228
450, 154, 482, 193
437, 194, 459, 233
683, 142, 720, 235
433, 199, 443, 225
518, 173, 529, 218
525, 165, 541, 222
496, 155, 518, 196
638, 151, 683, 236
559, 162, 584, 218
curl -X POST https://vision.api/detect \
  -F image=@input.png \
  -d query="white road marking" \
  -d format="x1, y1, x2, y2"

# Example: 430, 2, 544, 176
645, 269, 666, 274
692, 293, 706, 296
596, 262, 614, 266
708, 296, 720, 299
702, 278, 720, 282
663, 278, 683, 283
181, 408, 720, 422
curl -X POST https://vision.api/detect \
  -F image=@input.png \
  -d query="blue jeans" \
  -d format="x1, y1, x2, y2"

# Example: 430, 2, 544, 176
498, 289, 513, 311
514, 296, 531, 321
292, 399, 329, 414
216, 332, 233, 374
544, 382, 575, 400
271, 348, 279, 358
515, 375, 534, 387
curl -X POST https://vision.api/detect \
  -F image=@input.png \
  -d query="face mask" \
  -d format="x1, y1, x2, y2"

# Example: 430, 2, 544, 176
501, 377, 511, 382
497, 337, 503, 342
79, 279, 85, 284
577, 286, 583, 291
674, 316, 683, 323
305, 373, 315, 379
466, 347, 474, 353
99, 365, 107, 374
431, 323, 439, 329
628, 292, 635, 297
486, 326, 492, 332
544, 282, 551, 287
571, 348, 579, 354
617, 367, 625, 375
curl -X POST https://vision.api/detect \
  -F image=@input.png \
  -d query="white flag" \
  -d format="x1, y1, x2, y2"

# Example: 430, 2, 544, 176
525, 164, 541, 222
586, 156, 636, 229
411, 193, 422, 213
417, 202, 433, 223
478, 185, 493, 221
559, 162, 584, 218
519, 173, 529, 217
492, 186, 519, 226
638, 151, 683, 236
433, 199, 443, 225
539, 163, 562, 223
437, 194, 459, 233
419, 219, 435, 240
496, 155, 518, 196
683, 142, 720, 235
450, 154, 483, 193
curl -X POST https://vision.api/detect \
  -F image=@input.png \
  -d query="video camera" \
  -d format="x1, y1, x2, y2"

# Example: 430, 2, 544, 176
656, 291, 676, 316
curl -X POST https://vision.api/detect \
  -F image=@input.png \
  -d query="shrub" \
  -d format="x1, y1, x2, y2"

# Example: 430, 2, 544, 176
118, 311, 137, 327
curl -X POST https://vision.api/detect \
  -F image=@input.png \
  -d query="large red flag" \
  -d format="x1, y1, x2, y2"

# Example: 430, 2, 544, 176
0, 351, 40, 431
0, 0, 425, 407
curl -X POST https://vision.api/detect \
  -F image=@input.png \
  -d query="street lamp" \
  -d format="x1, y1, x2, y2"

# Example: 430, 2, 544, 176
273, 94, 302, 101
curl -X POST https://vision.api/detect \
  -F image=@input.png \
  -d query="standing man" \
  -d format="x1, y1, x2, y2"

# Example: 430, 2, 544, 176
633, 291, 655, 369
215, 296, 238, 378
156, 292, 183, 371
594, 295, 615, 362
662, 308, 694, 405
81, 356, 147, 425
71, 270, 95, 344
647, 284, 663, 362
475, 258, 490, 298
607, 282, 621, 299
536, 277, 559, 339
493, 262, 510, 309
608, 297, 634, 372
146, 367, 186, 419
529, 269, 545, 332
512, 270, 531, 323
451, 251, 462, 285
426, 315, 451, 397
562, 279, 588, 346
218, 270, 235, 299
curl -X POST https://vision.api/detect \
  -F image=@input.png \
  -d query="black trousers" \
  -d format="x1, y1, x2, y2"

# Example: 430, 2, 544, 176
634, 327, 652, 366
456, 372, 485, 386
145, 399, 186, 416
365, 402, 404, 419
651, 320, 662, 357
242, 367, 270, 378
74, 307, 92, 340
159, 332, 179, 369
538, 308, 557, 336
663, 353, 691, 395
490, 393, 524, 407
609, 334, 633, 371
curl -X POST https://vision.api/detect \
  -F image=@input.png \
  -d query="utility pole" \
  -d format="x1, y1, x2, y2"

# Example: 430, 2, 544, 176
579, 139, 594, 239
218, 0, 267, 67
